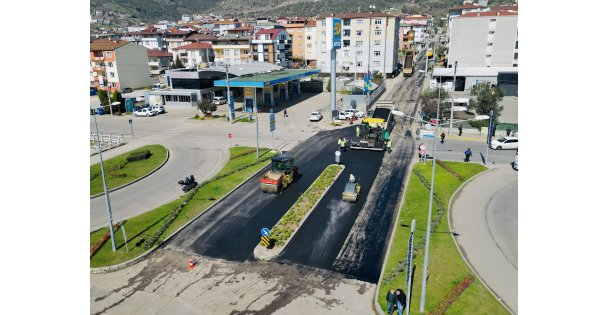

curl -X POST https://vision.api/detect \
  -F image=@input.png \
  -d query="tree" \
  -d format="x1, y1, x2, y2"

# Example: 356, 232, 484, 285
98, 90, 109, 106
111, 90, 122, 103
468, 83, 505, 120
197, 99, 217, 117
372, 70, 384, 84
326, 79, 331, 92
420, 87, 449, 120
172, 57, 184, 69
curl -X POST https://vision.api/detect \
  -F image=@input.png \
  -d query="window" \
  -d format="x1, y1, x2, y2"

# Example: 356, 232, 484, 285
514, 52, 518, 59
106, 51, 112, 58
280, 34, 286, 40
515, 41, 518, 49
356, 50, 362, 57
489, 31, 495, 34
343, 50, 350, 57
356, 19, 363, 25
321, 41, 326, 46
490, 18, 496, 22
109, 72, 115, 77
298, 36, 302, 40
356, 30, 362, 36
343, 29, 350, 37
343, 40, 350, 47
344, 19, 351, 26
375, 19, 382, 25
322, 31, 326, 36
373, 61, 380, 66
224, 49, 231, 56
485, 54, 492, 58
234, 50, 238, 56
357, 61, 363, 67
321, 61, 326, 65
356, 41, 363, 47
307, 43, 312, 48
298, 43, 302, 48
374, 51, 381, 56
306, 35, 311, 40
322, 21, 326, 26
375, 29, 381, 36
374, 40, 381, 46
487, 43, 493, 46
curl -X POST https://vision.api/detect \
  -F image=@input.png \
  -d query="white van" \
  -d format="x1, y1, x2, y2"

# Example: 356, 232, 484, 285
152, 83, 167, 90
213, 96, 226, 105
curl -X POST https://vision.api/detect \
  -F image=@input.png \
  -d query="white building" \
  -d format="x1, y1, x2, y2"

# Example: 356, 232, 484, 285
315, 12, 400, 77
175, 42, 214, 68
304, 20, 317, 67
447, 10, 518, 68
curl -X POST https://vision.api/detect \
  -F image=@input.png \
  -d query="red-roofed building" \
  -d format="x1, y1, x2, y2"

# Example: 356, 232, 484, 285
163, 28, 196, 61
147, 49, 173, 75
175, 42, 214, 68
399, 15, 433, 50
90, 39, 151, 92
252, 28, 292, 67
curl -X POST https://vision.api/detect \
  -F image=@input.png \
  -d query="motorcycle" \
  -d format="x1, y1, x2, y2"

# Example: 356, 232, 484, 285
178, 175, 198, 193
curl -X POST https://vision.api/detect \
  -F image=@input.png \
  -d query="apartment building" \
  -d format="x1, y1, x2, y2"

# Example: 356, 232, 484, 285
304, 20, 317, 67
284, 21, 306, 63
446, 10, 518, 68
400, 15, 432, 50
122, 27, 167, 51
90, 39, 151, 92
175, 42, 214, 68
147, 49, 173, 75
251, 28, 292, 67
315, 12, 400, 77
213, 20, 242, 36
164, 28, 196, 61
212, 34, 253, 65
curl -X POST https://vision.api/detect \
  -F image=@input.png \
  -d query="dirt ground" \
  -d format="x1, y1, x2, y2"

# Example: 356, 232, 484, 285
91, 249, 377, 315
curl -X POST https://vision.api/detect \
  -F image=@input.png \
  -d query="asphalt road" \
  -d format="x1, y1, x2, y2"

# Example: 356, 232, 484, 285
163, 127, 363, 261
450, 165, 518, 313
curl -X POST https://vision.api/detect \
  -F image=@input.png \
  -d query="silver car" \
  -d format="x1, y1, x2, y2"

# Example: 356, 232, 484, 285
490, 136, 518, 150
309, 111, 323, 121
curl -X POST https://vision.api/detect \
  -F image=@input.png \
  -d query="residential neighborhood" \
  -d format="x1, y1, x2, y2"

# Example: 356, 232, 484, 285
88, 1, 521, 314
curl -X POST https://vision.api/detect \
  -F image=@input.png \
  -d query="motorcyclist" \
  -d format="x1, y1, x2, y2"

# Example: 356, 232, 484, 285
349, 174, 356, 183
440, 131, 445, 144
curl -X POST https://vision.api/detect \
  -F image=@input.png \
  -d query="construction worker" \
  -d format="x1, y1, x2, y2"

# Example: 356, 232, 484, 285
356, 126, 360, 138
349, 173, 356, 182
386, 139, 392, 154
338, 137, 342, 150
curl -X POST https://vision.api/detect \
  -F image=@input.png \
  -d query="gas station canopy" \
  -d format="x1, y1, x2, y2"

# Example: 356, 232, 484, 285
213, 69, 320, 88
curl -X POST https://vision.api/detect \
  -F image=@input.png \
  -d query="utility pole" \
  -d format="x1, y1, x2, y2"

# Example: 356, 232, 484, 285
448, 61, 457, 135
225, 63, 233, 122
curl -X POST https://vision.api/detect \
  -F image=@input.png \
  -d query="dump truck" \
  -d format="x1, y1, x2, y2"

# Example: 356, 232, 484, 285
403, 51, 414, 77
350, 101, 395, 151
342, 176, 361, 202
260, 154, 299, 193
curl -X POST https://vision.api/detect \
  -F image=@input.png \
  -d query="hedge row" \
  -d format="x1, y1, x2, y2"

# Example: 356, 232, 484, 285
268, 164, 341, 246
90, 160, 129, 182
142, 152, 278, 250
428, 274, 475, 315
436, 160, 464, 182
230, 149, 258, 160
126, 149, 151, 162
382, 168, 447, 285
90, 221, 124, 257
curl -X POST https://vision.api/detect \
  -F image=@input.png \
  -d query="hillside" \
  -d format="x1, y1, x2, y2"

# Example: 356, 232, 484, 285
90, 0, 510, 25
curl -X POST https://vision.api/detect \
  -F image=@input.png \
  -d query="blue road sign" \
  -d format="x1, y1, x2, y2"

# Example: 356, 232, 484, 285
261, 228, 270, 237
269, 111, 276, 132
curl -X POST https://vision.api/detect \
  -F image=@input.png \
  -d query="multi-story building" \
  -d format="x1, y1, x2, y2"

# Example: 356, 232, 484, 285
175, 42, 214, 68
122, 27, 167, 51
90, 39, 151, 92
226, 25, 254, 36
185, 33, 217, 44
399, 15, 432, 51
254, 21, 283, 33
147, 49, 173, 75
212, 34, 253, 65
315, 12, 400, 77
213, 20, 242, 36
284, 21, 306, 64
447, 3, 489, 31
446, 10, 518, 68
251, 29, 292, 67
304, 20, 317, 67
163, 28, 196, 61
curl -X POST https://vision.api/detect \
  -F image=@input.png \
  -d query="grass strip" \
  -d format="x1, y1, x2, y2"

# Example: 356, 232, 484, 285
377, 162, 508, 314
90, 144, 167, 196
269, 164, 343, 246
90, 147, 273, 268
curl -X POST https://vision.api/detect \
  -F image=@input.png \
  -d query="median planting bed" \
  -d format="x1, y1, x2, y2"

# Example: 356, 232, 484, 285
378, 161, 508, 314
254, 164, 344, 260
90, 144, 167, 196
90, 147, 276, 268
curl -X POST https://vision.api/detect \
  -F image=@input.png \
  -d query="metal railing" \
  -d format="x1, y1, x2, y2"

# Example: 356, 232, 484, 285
90, 133, 124, 155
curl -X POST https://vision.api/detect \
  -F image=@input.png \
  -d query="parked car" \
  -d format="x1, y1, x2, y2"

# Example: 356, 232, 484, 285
354, 111, 366, 118
133, 108, 156, 117
490, 136, 518, 150
309, 111, 323, 121
344, 109, 356, 119
337, 111, 347, 120
121, 87, 133, 93
151, 105, 165, 114
90, 88, 97, 96
213, 96, 226, 105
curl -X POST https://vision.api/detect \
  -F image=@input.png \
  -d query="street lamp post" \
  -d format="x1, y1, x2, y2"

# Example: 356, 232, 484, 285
101, 61, 113, 116
92, 109, 117, 252
225, 63, 233, 122
448, 61, 457, 135
419, 76, 442, 312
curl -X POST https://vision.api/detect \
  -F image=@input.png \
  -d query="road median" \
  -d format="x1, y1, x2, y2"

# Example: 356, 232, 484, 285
254, 164, 344, 261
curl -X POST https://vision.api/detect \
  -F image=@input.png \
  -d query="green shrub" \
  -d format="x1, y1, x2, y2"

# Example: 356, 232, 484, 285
126, 150, 151, 162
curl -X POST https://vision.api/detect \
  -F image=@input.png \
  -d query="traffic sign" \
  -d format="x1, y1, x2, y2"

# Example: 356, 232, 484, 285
430, 118, 440, 125
269, 112, 276, 132
261, 228, 270, 237
228, 133, 232, 139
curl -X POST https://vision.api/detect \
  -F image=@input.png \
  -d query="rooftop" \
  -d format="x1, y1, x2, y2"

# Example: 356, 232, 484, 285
317, 12, 397, 20
214, 68, 321, 88
176, 42, 212, 50
90, 39, 129, 51
147, 49, 173, 57
459, 11, 518, 17
432, 67, 518, 77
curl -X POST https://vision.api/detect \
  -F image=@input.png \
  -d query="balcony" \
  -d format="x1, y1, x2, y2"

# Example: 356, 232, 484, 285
92, 65, 105, 71
92, 56, 104, 61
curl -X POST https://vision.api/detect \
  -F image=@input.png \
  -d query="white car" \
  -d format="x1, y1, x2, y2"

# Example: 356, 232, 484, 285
151, 105, 165, 114
309, 111, 323, 121
213, 96, 226, 105
490, 136, 518, 150
133, 108, 156, 117
344, 109, 357, 119
354, 111, 366, 118
337, 111, 347, 120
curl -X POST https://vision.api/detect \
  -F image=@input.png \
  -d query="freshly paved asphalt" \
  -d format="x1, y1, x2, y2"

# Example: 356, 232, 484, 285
450, 165, 518, 313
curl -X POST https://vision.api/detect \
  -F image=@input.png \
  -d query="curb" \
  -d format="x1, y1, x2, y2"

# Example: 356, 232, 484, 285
447, 168, 514, 314
90, 147, 170, 199
253, 164, 345, 261
90, 157, 272, 274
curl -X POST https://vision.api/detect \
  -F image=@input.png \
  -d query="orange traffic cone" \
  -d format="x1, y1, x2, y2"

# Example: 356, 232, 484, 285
188, 258, 194, 270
